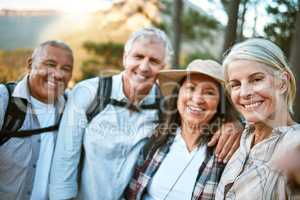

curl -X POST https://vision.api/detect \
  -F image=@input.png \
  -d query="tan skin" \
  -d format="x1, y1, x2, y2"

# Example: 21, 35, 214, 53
122, 37, 166, 105
177, 74, 220, 152
122, 36, 241, 162
228, 59, 300, 188
27, 45, 73, 104
227, 60, 294, 148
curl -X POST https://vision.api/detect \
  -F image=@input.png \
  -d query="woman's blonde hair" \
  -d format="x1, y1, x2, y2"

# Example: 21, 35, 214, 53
223, 38, 296, 114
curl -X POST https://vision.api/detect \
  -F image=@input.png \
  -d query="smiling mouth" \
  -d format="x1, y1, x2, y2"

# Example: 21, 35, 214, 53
46, 80, 65, 90
134, 73, 149, 81
187, 105, 205, 114
242, 101, 263, 111
47, 81, 57, 88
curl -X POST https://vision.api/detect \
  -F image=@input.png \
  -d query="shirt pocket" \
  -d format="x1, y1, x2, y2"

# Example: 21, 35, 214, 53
84, 118, 125, 160
0, 138, 31, 170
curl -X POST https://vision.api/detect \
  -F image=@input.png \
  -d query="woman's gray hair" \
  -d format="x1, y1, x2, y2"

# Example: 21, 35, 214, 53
223, 38, 296, 114
124, 27, 173, 65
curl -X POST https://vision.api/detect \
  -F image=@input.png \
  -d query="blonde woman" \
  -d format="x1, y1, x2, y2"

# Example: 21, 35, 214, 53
216, 38, 300, 199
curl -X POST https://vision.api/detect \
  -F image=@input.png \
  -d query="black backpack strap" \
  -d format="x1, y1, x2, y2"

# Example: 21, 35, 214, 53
86, 76, 112, 122
0, 82, 28, 145
2, 82, 28, 132
0, 83, 67, 145
150, 84, 163, 123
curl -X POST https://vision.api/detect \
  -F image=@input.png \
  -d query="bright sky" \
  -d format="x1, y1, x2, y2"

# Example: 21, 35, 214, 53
188, 0, 272, 37
0, 0, 112, 12
0, 0, 271, 36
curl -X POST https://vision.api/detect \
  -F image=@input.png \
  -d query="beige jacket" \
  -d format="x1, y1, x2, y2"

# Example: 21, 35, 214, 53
216, 124, 300, 200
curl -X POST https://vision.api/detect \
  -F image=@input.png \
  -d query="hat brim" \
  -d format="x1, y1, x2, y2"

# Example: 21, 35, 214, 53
158, 70, 223, 97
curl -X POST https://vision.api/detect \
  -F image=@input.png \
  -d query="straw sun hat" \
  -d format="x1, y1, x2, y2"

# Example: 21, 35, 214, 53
158, 59, 225, 97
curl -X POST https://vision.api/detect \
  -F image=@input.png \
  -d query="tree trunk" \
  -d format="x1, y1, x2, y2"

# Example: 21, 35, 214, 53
172, 0, 183, 68
222, 0, 241, 53
237, 0, 248, 41
289, 7, 300, 122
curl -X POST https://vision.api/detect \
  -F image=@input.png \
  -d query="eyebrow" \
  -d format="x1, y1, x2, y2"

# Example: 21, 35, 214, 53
44, 59, 73, 68
249, 72, 265, 78
229, 72, 265, 82
44, 59, 57, 63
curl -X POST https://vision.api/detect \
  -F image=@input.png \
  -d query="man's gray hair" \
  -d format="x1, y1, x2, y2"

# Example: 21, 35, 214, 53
31, 40, 73, 61
124, 27, 173, 65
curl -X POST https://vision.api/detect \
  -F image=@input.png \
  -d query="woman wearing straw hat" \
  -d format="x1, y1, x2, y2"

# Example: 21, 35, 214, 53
124, 59, 239, 200
215, 38, 300, 200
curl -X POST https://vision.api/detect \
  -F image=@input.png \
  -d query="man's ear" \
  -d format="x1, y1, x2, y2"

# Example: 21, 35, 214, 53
123, 53, 127, 67
27, 58, 33, 71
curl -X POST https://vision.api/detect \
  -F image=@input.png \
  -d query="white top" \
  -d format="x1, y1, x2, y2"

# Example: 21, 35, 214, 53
30, 96, 56, 200
144, 128, 207, 200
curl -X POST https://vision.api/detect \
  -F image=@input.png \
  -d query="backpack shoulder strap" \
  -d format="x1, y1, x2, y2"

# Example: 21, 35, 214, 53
142, 133, 170, 160
2, 82, 28, 132
155, 84, 163, 123
0, 83, 70, 146
86, 76, 112, 122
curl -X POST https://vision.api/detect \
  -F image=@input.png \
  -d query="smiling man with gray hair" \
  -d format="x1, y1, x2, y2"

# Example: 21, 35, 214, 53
0, 40, 73, 200
50, 27, 172, 200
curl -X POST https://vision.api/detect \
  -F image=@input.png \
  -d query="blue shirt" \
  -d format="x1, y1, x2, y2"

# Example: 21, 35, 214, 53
50, 73, 159, 200
0, 76, 65, 200
30, 97, 56, 200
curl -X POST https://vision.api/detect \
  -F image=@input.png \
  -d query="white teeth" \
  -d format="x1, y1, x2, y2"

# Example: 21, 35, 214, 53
244, 102, 262, 110
188, 106, 204, 113
47, 81, 57, 88
136, 74, 147, 81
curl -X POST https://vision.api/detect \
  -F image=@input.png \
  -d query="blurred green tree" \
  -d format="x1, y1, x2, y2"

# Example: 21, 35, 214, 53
289, 0, 300, 121
0, 49, 32, 83
222, 0, 241, 53
160, 0, 222, 67
81, 41, 123, 79
264, 0, 299, 57
172, 0, 183, 68
80, 0, 223, 72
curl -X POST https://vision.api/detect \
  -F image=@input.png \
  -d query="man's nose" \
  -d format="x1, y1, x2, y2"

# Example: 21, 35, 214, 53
51, 67, 64, 80
139, 59, 151, 72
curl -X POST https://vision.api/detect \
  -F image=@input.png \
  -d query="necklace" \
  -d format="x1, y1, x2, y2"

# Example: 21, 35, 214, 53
162, 148, 199, 200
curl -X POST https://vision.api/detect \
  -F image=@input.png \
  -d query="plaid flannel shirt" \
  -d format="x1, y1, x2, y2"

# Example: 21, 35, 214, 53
124, 133, 225, 200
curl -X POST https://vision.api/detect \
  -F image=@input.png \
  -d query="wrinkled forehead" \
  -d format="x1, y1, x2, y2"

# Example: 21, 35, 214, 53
227, 59, 279, 79
132, 35, 165, 49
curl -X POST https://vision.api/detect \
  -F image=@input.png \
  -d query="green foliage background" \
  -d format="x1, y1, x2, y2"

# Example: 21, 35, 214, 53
0, 0, 298, 83
0, 49, 32, 82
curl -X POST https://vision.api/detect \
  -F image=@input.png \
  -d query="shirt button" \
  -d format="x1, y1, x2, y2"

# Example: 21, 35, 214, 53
33, 164, 36, 169
27, 191, 31, 195
38, 139, 41, 143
